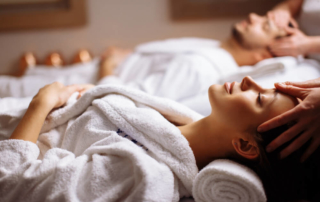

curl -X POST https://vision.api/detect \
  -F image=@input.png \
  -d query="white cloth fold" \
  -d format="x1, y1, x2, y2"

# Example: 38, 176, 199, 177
193, 159, 266, 202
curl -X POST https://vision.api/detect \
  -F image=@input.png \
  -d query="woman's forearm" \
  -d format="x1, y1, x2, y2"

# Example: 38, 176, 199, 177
273, 0, 303, 16
10, 99, 52, 143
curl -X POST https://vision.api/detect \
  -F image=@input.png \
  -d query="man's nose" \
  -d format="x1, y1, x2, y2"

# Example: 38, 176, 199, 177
249, 13, 259, 24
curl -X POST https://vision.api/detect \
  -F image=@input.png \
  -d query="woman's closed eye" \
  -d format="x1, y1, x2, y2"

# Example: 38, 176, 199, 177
258, 92, 262, 106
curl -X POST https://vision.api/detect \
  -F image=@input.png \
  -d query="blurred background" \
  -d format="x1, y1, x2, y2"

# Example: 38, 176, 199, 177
0, 0, 281, 74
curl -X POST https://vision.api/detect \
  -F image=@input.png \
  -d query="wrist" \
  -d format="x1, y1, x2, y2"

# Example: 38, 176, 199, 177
307, 36, 320, 53
30, 97, 54, 114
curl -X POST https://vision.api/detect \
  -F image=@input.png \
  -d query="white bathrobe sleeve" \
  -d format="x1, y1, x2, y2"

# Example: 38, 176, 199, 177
0, 140, 40, 175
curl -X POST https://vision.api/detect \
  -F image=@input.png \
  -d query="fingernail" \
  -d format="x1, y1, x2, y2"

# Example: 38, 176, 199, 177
257, 126, 264, 132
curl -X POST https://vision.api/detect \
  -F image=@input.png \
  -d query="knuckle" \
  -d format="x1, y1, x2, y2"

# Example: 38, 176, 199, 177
54, 81, 63, 87
301, 102, 315, 111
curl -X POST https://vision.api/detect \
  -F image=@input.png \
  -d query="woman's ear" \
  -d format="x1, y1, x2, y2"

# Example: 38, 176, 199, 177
232, 138, 259, 160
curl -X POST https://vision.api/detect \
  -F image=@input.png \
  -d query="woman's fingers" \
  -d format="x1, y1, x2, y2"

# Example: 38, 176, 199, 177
55, 84, 83, 108
290, 18, 299, 29
300, 138, 320, 162
76, 84, 95, 99
266, 120, 305, 152
274, 83, 310, 99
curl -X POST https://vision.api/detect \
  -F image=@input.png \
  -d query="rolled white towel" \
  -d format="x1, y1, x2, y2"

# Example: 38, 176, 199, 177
193, 159, 266, 202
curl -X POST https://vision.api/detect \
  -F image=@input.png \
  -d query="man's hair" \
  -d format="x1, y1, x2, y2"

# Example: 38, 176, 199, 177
239, 125, 320, 201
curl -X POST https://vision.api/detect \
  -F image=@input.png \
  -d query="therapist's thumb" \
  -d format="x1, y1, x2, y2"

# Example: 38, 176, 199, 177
275, 82, 310, 99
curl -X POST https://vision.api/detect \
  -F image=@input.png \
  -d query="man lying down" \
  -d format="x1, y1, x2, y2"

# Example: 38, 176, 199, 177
0, 12, 293, 116
0, 77, 319, 202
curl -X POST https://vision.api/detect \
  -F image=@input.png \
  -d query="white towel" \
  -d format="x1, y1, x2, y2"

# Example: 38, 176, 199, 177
193, 159, 266, 202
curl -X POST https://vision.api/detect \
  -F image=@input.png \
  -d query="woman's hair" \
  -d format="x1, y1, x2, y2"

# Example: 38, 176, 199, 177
243, 125, 320, 202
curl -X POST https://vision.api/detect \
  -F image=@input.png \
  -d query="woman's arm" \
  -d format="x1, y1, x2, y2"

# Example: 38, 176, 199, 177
10, 82, 84, 143
10, 99, 52, 143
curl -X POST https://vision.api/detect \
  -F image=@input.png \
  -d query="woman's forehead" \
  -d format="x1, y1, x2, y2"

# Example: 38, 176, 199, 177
266, 91, 297, 118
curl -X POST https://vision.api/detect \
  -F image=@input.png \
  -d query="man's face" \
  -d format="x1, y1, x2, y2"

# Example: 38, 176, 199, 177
232, 13, 287, 49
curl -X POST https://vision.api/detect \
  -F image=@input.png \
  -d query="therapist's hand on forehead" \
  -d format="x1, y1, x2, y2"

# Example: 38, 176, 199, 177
258, 77, 320, 162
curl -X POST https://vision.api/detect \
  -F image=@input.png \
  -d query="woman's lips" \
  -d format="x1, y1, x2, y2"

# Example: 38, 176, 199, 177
224, 82, 231, 94
230, 82, 235, 94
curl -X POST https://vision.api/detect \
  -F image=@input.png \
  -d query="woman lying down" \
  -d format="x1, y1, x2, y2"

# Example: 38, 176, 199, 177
0, 77, 318, 202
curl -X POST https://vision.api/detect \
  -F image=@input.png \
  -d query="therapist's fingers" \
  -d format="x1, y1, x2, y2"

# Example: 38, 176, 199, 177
279, 124, 314, 158
274, 83, 310, 100
289, 18, 299, 29
266, 120, 306, 153
258, 105, 302, 132
283, 78, 320, 88
283, 26, 297, 35
301, 138, 320, 162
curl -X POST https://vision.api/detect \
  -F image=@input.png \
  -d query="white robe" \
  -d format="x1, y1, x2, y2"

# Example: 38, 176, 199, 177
0, 85, 202, 202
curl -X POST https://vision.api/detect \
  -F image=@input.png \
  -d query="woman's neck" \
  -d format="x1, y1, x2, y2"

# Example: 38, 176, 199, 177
178, 115, 234, 169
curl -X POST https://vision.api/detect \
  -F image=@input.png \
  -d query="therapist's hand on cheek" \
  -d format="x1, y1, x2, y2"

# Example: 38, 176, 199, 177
267, 10, 298, 29
269, 27, 312, 57
257, 78, 320, 162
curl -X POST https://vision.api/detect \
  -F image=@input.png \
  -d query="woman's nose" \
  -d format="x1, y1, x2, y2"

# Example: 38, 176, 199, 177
241, 76, 257, 91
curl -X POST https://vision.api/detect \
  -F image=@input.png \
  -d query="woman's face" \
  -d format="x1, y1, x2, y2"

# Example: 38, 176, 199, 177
208, 76, 297, 133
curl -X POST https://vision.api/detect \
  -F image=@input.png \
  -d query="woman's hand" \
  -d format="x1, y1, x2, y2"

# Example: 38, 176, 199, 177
258, 78, 320, 162
269, 27, 312, 57
32, 82, 84, 111
77, 84, 95, 99
10, 82, 84, 143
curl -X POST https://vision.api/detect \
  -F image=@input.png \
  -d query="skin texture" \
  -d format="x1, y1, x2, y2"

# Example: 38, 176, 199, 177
220, 12, 290, 66
9, 77, 297, 170
179, 76, 297, 169
9, 82, 94, 143
258, 78, 320, 162
232, 13, 287, 49
268, 0, 320, 56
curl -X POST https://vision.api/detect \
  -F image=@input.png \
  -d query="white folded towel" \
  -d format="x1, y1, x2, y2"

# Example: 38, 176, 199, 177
193, 159, 266, 202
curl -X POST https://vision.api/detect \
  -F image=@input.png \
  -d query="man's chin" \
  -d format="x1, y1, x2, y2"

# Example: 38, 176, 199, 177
231, 26, 244, 46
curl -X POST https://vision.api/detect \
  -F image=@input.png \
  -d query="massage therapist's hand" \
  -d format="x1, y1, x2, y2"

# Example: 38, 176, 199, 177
269, 27, 312, 57
32, 82, 84, 111
258, 78, 320, 162
267, 10, 298, 29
